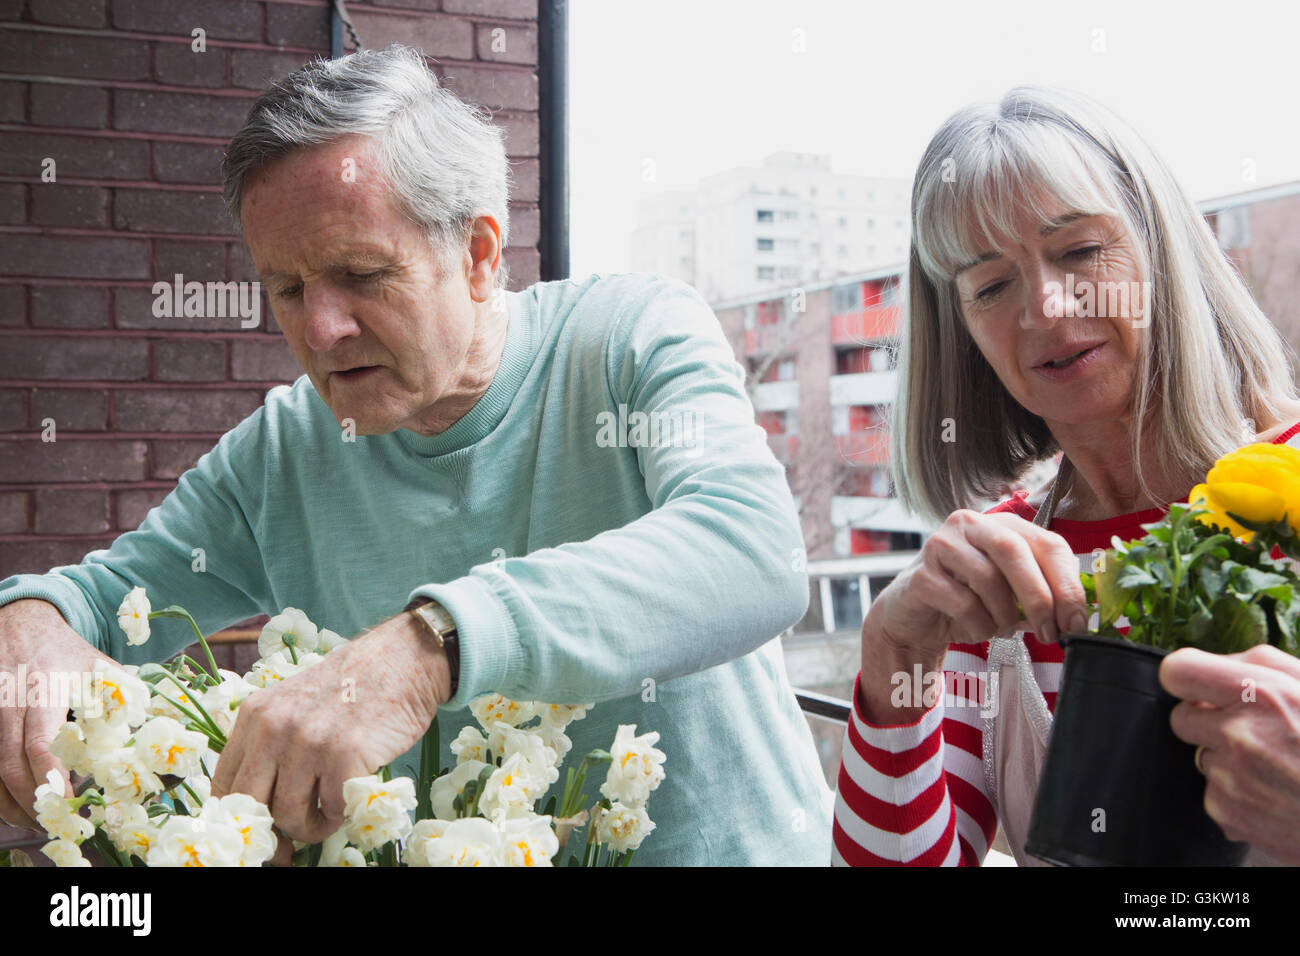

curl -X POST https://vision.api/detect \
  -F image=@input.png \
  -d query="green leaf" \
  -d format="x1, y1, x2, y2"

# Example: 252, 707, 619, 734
1116, 565, 1159, 589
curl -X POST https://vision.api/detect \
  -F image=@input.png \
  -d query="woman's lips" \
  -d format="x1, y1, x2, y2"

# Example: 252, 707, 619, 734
334, 365, 381, 383
1031, 343, 1104, 382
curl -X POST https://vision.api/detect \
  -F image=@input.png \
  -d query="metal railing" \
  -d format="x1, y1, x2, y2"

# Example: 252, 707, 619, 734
795, 688, 851, 724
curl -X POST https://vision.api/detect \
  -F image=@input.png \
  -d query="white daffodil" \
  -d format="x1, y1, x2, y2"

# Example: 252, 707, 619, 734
148, 814, 245, 867
33, 769, 93, 843
536, 724, 573, 764
429, 759, 490, 821
51, 721, 97, 777
200, 670, 257, 736
202, 793, 276, 867
498, 814, 559, 867
449, 725, 490, 765
499, 724, 562, 785
469, 693, 534, 730
538, 702, 592, 731
175, 772, 210, 814
600, 725, 667, 807
103, 800, 157, 860
72, 661, 149, 728
257, 607, 320, 660
42, 838, 90, 868
116, 587, 151, 646
422, 816, 502, 867
595, 802, 656, 854
133, 716, 209, 778
245, 649, 323, 687
316, 628, 348, 653
320, 826, 368, 867
342, 775, 417, 852
92, 747, 163, 805
403, 818, 449, 867
477, 752, 546, 822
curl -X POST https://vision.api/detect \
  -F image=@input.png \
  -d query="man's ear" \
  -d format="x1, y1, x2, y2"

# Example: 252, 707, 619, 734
466, 215, 501, 302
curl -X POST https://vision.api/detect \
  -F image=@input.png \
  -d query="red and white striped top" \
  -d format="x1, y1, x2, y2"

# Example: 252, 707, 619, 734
831, 424, 1300, 867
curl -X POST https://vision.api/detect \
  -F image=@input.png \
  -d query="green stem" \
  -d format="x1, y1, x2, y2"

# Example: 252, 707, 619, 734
149, 607, 219, 682
178, 780, 204, 810
150, 687, 226, 751
157, 671, 225, 742
417, 719, 439, 821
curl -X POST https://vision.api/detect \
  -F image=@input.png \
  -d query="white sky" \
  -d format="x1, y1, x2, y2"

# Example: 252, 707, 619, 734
568, 0, 1300, 278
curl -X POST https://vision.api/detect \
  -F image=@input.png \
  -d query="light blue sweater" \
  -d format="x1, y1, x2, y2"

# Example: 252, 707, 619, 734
0, 273, 833, 865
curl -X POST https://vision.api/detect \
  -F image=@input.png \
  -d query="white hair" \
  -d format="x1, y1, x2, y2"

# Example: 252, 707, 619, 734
222, 44, 511, 287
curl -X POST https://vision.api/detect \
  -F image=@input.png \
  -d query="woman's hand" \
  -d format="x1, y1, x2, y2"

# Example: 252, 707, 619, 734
856, 510, 1089, 725
871, 509, 1090, 656
1162, 644, 1300, 863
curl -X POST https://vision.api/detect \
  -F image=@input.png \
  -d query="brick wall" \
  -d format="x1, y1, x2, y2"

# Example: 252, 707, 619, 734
0, 1, 542, 607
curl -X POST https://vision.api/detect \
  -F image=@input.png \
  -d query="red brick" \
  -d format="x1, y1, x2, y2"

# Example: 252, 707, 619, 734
441, 0, 536, 19
440, 64, 536, 111
31, 286, 109, 329
0, 439, 148, 482
34, 488, 110, 534
114, 285, 263, 332
266, 4, 331, 48
474, 22, 535, 64
0, 0, 23, 19
230, 340, 301, 382
0, 183, 23, 225
153, 141, 226, 185
0, 284, 26, 327
229, 242, 257, 282
113, 188, 231, 235
365, 0, 440, 9
230, 49, 316, 91
0, 538, 118, 578
6, 33, 149, 82
5, 236, 148, 279
28, 387, 108, 430
498, 111, 537, 157
30, 0, 107, 27
112, 0, 262, 41
113, 89, 251, 138
153, 42, 228, 88
510, 158, 538, 201
114, 487, 169, 529
0, 131, 149, 179
0, 491, 28, 533
31, 185, 108, 228
0, 390, 25, 430
154, 240, 227, 281
29, 83, 108, 129
347, 11, 473, 61
0, 336, 148, 381
503, 245, 538, 289
507, 206, 538, 247
114, 389, 263, 432
153, 339, 226, 382
0, 80, 24, 123
148, 438, 217, 478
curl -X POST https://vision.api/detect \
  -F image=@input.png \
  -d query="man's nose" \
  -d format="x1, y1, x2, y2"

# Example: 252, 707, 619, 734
301, 282, 361, 352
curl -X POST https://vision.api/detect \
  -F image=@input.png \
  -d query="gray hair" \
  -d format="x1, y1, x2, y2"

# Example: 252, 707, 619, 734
894, 85, 1298, 524
222, 44, 511, 287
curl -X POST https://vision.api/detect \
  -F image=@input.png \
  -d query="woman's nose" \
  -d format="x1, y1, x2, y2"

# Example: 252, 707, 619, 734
1019, 262, 1073, 330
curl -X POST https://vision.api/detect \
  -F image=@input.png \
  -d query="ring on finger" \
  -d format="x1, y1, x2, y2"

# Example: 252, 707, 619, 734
1194, 745, 1208, 775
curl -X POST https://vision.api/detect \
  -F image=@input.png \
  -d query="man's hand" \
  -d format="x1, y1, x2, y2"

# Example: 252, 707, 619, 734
0, 599, 117, 830
1162, 644, 1300, 863
210, 610, 450, 848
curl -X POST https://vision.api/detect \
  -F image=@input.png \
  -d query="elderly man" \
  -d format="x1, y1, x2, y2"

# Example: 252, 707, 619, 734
0, 45, 831, 865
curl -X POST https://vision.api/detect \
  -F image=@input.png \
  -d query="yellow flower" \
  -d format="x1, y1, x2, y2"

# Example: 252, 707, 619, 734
1189, 442, 1300, 541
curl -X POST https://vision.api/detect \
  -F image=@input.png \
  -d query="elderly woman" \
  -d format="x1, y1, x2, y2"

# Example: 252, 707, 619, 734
831, 86, 1300, 866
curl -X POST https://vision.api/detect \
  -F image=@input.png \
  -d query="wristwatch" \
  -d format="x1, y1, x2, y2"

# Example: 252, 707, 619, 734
404, 597, 460, 700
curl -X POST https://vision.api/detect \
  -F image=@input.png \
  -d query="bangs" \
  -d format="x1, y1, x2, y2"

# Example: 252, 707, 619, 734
914, 117, 1129, 283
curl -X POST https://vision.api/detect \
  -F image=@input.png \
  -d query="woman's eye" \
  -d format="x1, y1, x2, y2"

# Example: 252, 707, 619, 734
349, 271, 383, 282
1067, 245, 1102, 260
975, 281, 1007, 301
276, 283, 302, 299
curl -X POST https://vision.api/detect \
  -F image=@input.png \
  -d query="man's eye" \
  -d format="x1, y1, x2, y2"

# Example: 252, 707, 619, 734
276, 284, 302, 299
349, 271, 383, 282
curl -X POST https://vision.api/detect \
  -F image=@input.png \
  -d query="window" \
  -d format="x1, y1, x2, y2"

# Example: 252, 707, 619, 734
777, 266, 801, 280
756, 238, 774, 252
756, 209, 774, 223
829, 578, 863, 628
757, 266, 775, 280
831, 282, 861, 314
835, 346, 871, 374
742, 303, 756, 330
867, 217, 875, 229
838, 216, 848, 228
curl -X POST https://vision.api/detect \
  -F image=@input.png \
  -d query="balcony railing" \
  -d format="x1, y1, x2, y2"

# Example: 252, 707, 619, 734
830, 304, 901, 345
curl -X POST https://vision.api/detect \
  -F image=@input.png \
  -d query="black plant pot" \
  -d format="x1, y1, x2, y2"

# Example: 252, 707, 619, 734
1025, 634, 1250, 866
